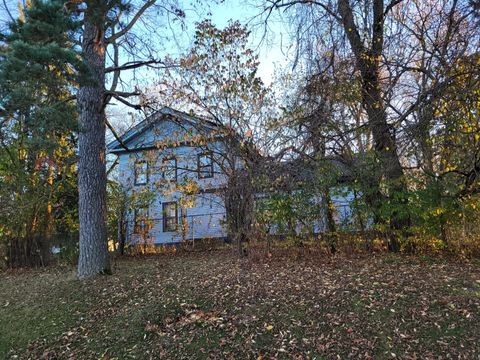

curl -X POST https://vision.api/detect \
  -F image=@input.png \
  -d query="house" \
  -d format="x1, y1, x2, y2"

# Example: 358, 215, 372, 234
107, 107, 230, 245
254, 155, 362, 236
107, 107, 360, 246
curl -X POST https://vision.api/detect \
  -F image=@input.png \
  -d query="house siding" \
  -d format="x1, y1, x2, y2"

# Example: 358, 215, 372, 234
115, 118, 229, 245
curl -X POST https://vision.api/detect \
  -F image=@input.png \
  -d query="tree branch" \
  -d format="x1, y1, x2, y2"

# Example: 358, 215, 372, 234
384, 0, 404, 16
106, 156, 119, 176
112, 95, 142, 110
105, 0, 156, 44
105, 59, 176, 73
266, 0, 341, 21
371, 0, 385, 58
106, 90, 141, 98
2, 0, 15, 22
338, 0, 367, 60
109, 25, 120, 93
105, 118, 130, 151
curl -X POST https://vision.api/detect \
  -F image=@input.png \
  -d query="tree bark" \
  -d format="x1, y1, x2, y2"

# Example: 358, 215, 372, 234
77, 13, 110, 278
118, 209, 127, 256
322, 190, 337, 254
225, 170, 254, 258
338, 0, 409, 251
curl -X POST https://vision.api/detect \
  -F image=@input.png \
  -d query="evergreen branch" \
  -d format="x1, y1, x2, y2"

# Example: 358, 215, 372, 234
0, 139, 16, 166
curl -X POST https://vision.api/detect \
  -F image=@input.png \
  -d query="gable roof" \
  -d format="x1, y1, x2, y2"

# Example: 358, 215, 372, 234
107, 107, 220, 154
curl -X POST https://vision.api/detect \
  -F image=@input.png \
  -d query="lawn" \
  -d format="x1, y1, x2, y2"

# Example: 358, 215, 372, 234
1, 249, 479, 359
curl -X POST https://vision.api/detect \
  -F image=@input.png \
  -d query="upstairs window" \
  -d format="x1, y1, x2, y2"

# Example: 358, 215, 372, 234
134, 160, 148, 185
162, 157, 177, 183
197, 152, 214, 179
163, 202, 178, 232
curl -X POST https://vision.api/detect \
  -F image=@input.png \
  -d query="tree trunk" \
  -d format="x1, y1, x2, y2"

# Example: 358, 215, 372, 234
225, 170, 253, 258
77, 16, 110, 278
338, 0, 409, 251
118, 211, 126, 256
364, 75, 408, 252
322, 190, 337, 254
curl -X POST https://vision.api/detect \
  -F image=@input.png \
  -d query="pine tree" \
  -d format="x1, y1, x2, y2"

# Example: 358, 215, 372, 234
0, 0, 81, 266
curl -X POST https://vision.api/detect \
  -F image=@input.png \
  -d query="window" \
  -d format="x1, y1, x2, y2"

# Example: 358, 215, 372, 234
134, 207, 149, 233
163, 202, 178, 232
162, 157, 177, 183
197, 152, 214, 179
134, 160, 148, 185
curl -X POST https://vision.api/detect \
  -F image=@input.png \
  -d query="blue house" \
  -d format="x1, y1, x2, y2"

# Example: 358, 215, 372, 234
108, 107, 359, 246
108, 107, 230, 245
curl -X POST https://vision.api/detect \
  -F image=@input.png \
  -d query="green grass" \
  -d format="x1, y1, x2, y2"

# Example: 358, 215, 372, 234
1, 250, 479, 359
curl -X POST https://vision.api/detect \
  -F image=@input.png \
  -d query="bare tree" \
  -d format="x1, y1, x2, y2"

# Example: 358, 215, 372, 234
262, 0, 479, 250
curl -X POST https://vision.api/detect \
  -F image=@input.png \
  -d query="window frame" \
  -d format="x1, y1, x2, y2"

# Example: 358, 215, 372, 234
162, 202, 178, 232
197, 152, 214, 179
134, 159, 148, 185
162, 156, 177, 183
